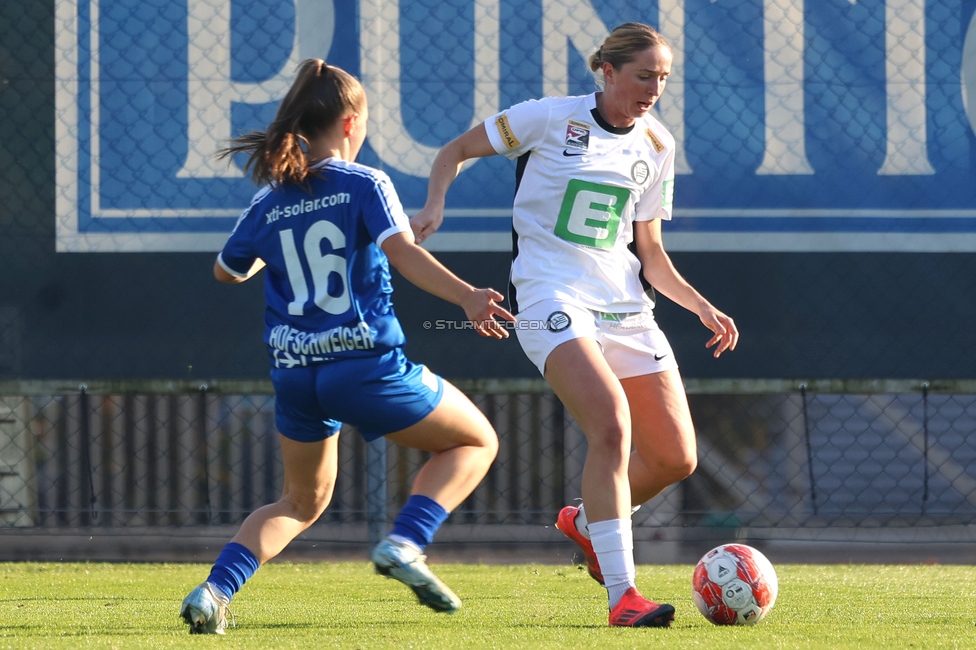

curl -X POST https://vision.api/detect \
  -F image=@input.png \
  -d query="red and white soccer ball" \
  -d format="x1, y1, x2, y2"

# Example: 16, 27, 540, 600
692, 543, 778, 626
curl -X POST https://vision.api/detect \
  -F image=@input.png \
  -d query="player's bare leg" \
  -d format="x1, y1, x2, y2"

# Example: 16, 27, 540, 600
621, 369, 697, 505
545, 339, 672, 625
384, 381, 498, 510
373, 381, 498, 613
561, 368, 696, 578
545, 339, 629, 592
230, 434, 340, 562
182, 435, 339, 633
546, 339, 674, 626
545, 338, 632, 524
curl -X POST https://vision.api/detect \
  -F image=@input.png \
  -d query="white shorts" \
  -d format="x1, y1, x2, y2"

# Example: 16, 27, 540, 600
515, 299, 679, 379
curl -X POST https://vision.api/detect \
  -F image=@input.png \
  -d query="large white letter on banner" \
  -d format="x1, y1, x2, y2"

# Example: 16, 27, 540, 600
965, 9, 976, 137
360, 0, 500, 177
657, 0, 692, 174
178, 0, 334, 178
878, 0, 935, 175
756, 0, 814, 175
541, 0, 607, 99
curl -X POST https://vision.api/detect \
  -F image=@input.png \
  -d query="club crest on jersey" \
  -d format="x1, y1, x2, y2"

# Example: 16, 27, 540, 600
645, 127, 665, 153
546, 311, 572, 332
565, 120, 590, 150
631, 160, 650, 185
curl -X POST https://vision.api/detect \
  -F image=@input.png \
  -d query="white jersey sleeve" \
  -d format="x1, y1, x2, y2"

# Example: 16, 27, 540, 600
633, 125, 676, 222
484, 98, 552, 160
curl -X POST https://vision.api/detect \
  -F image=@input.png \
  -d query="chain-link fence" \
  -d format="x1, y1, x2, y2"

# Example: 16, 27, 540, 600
2, 0, 976, 381
2, 380, 974, 554
2, 0, 975, 560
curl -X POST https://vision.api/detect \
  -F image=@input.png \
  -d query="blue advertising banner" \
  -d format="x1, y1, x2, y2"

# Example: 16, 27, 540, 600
56, 0, 976, 252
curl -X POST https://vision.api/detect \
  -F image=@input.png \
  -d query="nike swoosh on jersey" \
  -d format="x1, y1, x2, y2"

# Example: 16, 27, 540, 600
654, 353, 670, 361
562, 149, 585, 157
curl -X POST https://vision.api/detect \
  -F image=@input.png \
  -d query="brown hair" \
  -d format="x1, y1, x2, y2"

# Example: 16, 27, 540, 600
589, 23, 670, 76
217, 59, 366, 188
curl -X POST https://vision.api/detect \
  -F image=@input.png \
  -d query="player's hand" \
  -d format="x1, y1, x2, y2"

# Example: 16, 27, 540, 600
460, 288, 516, 339
700, 307, 738, 358
410, 204, 445, 245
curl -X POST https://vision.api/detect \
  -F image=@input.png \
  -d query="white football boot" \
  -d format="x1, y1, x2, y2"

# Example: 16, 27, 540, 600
180, 582, 232, 634
371, 538, 461, 614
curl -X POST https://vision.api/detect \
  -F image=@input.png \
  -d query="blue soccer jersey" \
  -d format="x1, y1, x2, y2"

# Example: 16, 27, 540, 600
218, 159, 412, 369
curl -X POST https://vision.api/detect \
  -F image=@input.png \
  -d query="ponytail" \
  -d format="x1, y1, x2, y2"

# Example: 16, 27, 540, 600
217, 59, 366, 188
588, 46, 606, 72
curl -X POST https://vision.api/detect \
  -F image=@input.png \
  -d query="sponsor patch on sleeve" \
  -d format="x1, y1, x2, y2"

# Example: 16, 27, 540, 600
662, 179, 674, 207
645, 127, 665, 154
495, 114, 521, 150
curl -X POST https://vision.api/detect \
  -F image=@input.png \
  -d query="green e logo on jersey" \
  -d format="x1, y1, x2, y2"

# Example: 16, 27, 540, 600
554, 180, 630, 249
662, 179, 674, 207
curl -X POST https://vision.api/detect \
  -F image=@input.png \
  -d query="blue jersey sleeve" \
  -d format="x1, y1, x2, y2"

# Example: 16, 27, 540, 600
362, 172, 412, 247
218, 192, 264, 277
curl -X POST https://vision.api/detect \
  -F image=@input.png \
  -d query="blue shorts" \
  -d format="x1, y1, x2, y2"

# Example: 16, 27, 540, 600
270, 349, 444, 443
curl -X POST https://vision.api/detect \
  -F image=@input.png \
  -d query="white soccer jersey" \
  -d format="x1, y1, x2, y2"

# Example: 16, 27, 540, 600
484, 93, 675, 314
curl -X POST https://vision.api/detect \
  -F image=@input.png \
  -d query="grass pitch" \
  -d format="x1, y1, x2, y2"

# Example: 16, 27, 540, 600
0, 561, 974, 649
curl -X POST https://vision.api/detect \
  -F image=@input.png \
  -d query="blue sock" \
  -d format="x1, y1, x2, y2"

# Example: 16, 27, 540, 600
206, 542, 260, 601
390, 495, 450, 551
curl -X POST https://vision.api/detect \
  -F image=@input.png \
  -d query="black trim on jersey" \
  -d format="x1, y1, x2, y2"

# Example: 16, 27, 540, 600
509, 151, 532, 315
590, 107, 635, 136
509, 229, 520, 315
628, 240, 657, 304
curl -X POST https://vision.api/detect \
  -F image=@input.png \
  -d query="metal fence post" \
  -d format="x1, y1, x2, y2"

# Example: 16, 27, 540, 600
366, 438, 387, 546
78, 386, 94, 526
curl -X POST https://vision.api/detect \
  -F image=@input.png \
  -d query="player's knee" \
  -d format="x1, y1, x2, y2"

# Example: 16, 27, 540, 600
660, 452, 696, 484
673, 454, 697, 482
456, 401, 498, 460
585, 417, 631, 462
478, 426, 499, 461
636, 443, 696, 486
285, 484, 334, 524
454, 424, 497, 469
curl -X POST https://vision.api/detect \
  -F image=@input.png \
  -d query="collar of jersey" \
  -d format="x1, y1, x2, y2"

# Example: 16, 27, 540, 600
309, 157, 336, 170
589, 92, 635, 136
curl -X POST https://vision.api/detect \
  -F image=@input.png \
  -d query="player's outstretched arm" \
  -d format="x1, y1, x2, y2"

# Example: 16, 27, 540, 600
412, 124, 498, 245
382, 232, 515, 339
633, 220, 738, 358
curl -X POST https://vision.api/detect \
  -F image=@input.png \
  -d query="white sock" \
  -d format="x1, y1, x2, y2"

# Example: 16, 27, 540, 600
574, 505, 590, 539
387, 534, 422, 553
587, 518, 636, 609
576, 503, 641, 540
